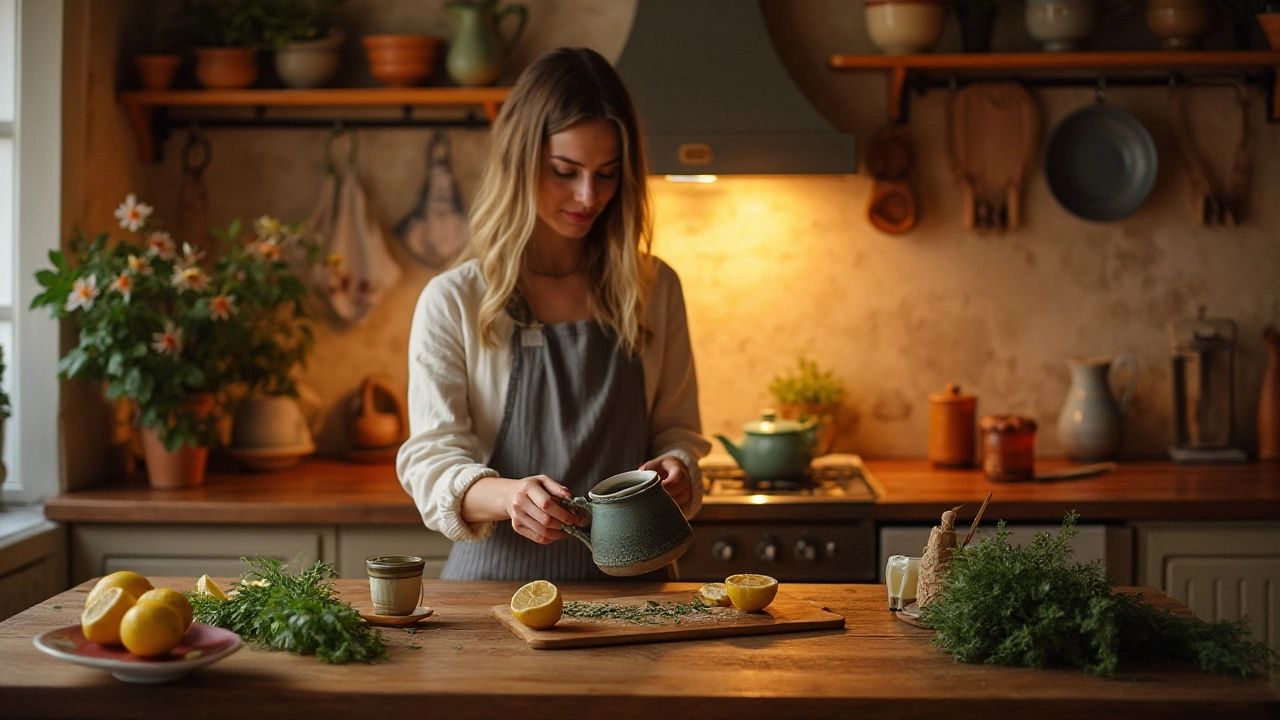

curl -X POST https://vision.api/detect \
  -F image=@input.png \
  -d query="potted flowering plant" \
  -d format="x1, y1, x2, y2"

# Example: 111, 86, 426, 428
31, 195, 315, 487
768, 356, 846, 456
166, 0, 267, 88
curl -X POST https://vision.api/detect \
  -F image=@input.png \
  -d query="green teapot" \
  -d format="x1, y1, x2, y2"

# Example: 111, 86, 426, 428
715, 410, 821, 481
445, 0, 527, 87
559, 470, 692, 577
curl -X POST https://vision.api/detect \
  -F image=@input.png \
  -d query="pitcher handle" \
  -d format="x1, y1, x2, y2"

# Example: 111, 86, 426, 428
1111, 354, 1139, 415
558, 496, 592, 551
496, 3, 528, 51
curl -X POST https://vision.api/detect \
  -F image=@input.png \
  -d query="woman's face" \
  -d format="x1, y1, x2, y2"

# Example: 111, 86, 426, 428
535, 118, 622, 242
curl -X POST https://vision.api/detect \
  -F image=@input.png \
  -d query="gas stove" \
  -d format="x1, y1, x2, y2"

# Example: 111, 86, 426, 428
679, 454, 880, 583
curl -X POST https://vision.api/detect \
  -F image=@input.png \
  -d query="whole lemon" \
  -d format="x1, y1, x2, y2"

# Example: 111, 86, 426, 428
510, 580, 562, 629
86, 571, 153, 608
138, 587, 194, 632
80, 586, 137, 646
119, 600, 186, 658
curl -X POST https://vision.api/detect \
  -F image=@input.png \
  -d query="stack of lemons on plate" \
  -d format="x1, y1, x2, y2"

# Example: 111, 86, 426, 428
79, 570, 194, 657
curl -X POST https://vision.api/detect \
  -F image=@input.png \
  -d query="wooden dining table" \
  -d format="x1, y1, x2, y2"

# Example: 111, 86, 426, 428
1, 579, 1277, 720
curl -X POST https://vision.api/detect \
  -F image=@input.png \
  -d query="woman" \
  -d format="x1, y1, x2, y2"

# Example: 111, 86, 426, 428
396, 47, 710, 582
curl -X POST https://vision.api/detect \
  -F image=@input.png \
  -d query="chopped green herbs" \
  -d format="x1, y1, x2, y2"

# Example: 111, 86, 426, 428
921, 513, 1280, 677
187, 556, 388, 664
563, 598, 718, 624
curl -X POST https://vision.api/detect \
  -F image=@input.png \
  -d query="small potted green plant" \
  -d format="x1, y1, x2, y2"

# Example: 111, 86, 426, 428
166, 0, 266, 89
767, 356, 846, 455
257, 0, 347, 89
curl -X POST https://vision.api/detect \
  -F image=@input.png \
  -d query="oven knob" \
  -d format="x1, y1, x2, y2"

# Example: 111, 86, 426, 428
756, 536, 779, 563
825, 540, 838, 558
794, 539, 818, 563
712, 540, 735, 561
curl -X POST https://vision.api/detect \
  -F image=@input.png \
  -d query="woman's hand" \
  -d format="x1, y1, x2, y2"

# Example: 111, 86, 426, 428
506, 475, 583, 545
640, 456, 691, 508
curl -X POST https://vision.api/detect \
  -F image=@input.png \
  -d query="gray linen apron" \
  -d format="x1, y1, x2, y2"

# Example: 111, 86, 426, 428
440, 295, 666, 581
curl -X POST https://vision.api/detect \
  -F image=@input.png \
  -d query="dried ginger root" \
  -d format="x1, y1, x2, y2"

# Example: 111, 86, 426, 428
917, 506, 961, 608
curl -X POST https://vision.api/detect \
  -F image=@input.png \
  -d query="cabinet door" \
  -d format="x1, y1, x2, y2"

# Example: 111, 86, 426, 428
1165, 556, 1280, 649
70, 524, 335, 584
336, 526, 453, 579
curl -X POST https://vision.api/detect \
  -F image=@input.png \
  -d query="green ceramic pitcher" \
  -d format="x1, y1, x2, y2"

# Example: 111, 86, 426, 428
559, 470, 693, 577
445, 0, 528, 87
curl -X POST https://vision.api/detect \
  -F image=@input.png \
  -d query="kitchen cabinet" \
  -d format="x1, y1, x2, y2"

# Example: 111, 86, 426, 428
828, 50, 1280, 122
1134, 520, 1280, 653
118, 87, 510, 162
67, 522, 451, 585
0, 515, 65, 623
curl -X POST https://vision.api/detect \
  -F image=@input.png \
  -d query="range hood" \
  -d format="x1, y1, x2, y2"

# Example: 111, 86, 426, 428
614, 0, 857, 176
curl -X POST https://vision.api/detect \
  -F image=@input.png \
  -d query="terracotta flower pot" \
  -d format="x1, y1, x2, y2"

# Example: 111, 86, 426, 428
778, 402, 841, 456
275, 32, 346, 89
134, 54, 182, 90
362, 34, 439, 88
1258, 13, 1280, 50
138, 393, 215, 490
195, 47, 258, 89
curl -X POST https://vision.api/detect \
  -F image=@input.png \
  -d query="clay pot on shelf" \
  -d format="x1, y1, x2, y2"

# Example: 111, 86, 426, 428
1258, 12, 1280, 50
138, 393, 216, 490
134, 54, 181, 90
194, 47, 258, 89
864, 0, 948, 56
1147, 0, 1215, 50
348, 376, 408, 450
1025, 0, 1099, 51
275, 32, 346, 89
362, 34, 440, 88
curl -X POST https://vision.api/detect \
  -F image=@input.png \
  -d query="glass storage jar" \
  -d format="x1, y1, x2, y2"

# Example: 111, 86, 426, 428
978, 414, 1037, 482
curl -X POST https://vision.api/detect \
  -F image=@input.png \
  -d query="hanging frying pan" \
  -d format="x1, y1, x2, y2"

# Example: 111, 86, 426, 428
1043, 103, 1157, 222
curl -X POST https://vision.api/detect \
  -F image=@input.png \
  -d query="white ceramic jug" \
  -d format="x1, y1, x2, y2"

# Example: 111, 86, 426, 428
1057, 355, 1138, 461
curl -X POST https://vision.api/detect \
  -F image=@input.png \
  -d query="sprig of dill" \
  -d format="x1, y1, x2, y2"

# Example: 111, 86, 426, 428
187, 556, 388, 664
920, 512, 1279, 677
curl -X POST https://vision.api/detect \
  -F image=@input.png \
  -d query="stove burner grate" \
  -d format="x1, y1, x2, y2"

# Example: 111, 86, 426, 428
701, 462, 875, 499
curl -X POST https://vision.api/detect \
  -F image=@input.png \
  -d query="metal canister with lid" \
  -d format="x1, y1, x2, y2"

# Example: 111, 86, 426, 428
978, 414, 1037, 482
928, 383, 976, 468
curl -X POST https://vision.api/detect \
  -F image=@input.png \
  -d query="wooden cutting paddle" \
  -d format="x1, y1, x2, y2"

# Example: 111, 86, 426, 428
949, 83, 1042, 231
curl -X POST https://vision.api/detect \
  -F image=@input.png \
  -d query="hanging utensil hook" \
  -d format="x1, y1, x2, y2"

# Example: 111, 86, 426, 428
181, 121, 212, 175
1094, 76, 1107, 105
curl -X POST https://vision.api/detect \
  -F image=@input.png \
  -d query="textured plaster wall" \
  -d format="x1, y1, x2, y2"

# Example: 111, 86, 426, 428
108, 0, 1280, 461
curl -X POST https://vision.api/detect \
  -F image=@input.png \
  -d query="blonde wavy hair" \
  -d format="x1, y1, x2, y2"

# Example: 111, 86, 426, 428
459, 47, 655, 355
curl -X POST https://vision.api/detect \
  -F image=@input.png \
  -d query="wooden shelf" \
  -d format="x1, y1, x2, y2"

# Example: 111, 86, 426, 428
119, 87, 511, 162
828, 50, 1280, 122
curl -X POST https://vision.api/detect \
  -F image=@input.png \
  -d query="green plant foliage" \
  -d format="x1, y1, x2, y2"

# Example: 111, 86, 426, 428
30, 195, 320, 450
921, 513, 1280, 677
166, 0, 267, 49
767, 356, 845, 406
188, 556, 388, 664
0, 346, 11, 420
255, 0, 345, 47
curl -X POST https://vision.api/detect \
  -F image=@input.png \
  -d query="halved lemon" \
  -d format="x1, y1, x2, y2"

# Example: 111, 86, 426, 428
510, 580, 562, 629
86, 571, 153, 608
194, 574, 228, 601
697, 582, 732, 607
725, 573, 779, 612
81, 586, 137, 646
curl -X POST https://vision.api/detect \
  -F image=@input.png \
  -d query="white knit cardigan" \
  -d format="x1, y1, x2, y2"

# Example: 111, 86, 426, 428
396, 258, 712, 543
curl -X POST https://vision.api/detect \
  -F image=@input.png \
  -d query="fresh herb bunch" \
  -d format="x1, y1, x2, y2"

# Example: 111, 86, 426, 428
921, 513, 1279, 677
768, 356, 845, 407
188, 556, 388, 664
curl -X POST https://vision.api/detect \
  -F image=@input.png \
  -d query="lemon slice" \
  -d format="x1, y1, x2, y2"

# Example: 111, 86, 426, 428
86, 571, 153, 608
194, 574, 228, 601
120, 600, 186, 657
138, 587, 194, 631
510, 580, 563, 629
81, 586, 138, 646
697, 582, 732, 607
725, 573, 779, 612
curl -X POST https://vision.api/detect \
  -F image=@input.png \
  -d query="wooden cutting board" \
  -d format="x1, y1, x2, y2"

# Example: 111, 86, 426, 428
491, 589, 845, 650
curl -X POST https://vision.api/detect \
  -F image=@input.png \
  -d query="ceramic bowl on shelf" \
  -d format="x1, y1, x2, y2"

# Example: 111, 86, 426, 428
362, 34, 440, 88
1146, 0, 1214, 50
1025, 0, 1099, 52
864, 0, 947, 56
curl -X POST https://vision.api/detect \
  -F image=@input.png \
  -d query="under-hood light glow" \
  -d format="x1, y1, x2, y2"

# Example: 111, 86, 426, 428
664, 174, 718, 184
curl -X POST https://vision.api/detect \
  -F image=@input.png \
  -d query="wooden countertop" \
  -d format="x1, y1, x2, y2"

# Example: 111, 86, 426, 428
3, 579, 1276, 720
42, 458, 1280, 525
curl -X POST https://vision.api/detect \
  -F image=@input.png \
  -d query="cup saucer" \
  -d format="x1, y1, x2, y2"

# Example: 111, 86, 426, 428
357, 606, 434, 626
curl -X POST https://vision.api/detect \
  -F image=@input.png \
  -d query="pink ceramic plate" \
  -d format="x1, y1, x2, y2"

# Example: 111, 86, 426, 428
33, 623, 241, 683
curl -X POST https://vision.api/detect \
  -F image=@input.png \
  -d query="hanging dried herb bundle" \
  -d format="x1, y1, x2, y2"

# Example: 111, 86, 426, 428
920, 513, 1279, 677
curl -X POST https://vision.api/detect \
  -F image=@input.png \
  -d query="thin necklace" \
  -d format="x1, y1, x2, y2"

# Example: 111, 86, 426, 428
523, 255, 584, 279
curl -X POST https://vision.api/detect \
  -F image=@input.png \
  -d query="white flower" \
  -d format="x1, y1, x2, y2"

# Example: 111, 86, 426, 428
65, 275, 99, 312
151, 321, 184, 355
210, 293, 238, 321
126, 254, 153, 276
108, 272, 134, 303
254, 215, 283, 241
113, 193, 153, 232
170, 265, 209, 293
145, 232, 177, 261
181, 242, 204, 267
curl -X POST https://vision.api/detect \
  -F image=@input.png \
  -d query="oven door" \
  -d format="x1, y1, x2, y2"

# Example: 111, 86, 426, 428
679, 519, 876, 583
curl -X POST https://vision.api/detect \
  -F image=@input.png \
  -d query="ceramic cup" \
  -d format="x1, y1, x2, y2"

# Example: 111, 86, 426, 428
885, 555, 920, 611
366, 555, 425, 616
